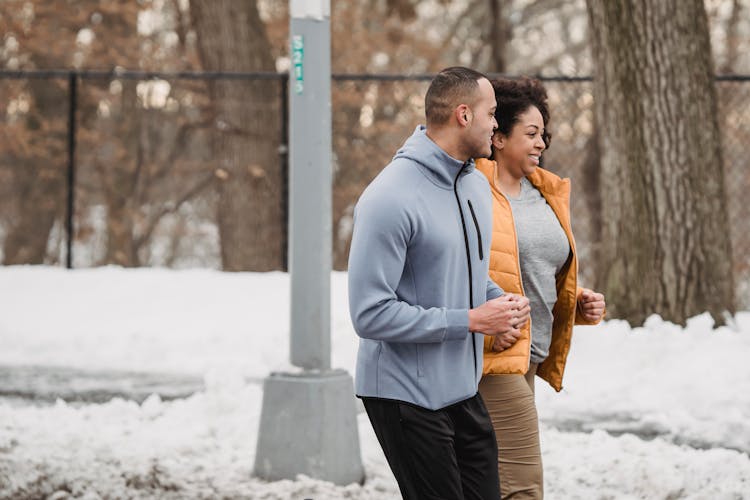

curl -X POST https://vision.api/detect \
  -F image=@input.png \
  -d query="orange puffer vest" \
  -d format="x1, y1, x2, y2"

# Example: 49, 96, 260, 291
476, 158, 598, 391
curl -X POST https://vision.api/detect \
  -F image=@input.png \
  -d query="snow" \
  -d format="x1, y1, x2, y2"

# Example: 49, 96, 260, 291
1, 266, 749, 499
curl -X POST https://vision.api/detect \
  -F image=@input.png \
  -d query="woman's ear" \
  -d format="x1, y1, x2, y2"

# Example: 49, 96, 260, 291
492, 134, 504, 151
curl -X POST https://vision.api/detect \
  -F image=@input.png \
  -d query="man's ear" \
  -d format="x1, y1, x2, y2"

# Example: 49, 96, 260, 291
455, 104, 471, 127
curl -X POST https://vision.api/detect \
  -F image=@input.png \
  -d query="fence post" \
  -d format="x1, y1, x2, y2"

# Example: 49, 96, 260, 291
280, 76, 289, 271
65, 71, 77, 269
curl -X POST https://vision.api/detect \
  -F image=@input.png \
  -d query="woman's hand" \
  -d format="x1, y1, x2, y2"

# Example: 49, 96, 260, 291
491, 329, 522, 351
578, 288, 606, 323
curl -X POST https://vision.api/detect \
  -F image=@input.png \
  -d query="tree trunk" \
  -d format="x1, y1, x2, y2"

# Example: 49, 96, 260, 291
2, 64, 68, 265
190, 0, 282, 271
585, 0, 735, 325
581, 127, 602, 285
102, 79, 141, 267
487, 0, 508, 73
720, 0, 742, 74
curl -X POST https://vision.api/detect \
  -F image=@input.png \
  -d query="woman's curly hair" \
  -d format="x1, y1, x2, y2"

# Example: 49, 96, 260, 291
491, 77, 551, 149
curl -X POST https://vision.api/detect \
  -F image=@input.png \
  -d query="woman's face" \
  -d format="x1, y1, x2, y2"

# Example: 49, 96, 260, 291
493, 105, 546, 178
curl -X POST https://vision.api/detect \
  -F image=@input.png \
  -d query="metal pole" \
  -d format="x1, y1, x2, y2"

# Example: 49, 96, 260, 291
287, 3, 332, 370
254, 0, 363, 486
65, 72, 77, 269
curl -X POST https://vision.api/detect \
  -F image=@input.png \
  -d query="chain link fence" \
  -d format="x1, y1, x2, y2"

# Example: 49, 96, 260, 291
1, 71, 748, 307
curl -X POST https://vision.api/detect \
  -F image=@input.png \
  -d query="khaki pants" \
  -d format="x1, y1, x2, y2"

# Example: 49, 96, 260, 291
478, 364, 542, 499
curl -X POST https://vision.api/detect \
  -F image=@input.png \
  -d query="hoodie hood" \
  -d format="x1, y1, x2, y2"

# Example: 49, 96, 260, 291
394, 125, 475, 189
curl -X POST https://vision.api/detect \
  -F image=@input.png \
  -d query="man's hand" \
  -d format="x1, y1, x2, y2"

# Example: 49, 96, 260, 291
578, 288, 605, 323
468, 294, 530, 339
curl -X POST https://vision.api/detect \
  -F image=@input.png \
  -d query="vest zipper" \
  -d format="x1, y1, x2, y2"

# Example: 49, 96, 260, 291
467, 199, 484, 261
499, 192, 530, 370
504, 199, 526, 297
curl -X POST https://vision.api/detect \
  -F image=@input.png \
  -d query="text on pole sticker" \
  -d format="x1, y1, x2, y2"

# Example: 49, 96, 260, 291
292, 35, 304, 95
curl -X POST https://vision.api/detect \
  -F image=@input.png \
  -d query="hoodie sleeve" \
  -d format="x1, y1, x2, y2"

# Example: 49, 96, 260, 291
486, 278, 504, 301
348, 192, 469, 344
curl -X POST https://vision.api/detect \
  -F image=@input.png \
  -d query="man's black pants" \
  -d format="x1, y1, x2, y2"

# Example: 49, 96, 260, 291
362, 393, 500, 500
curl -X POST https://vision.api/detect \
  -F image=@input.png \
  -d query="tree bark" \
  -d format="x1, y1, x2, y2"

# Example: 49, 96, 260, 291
2, 56, 67, 265
94, 79, 141, 267
190, 0, 282, 271
585, 0, 735, 325
581, 126, 602, 282
487, 0, 508, 73
720, 0, 742, 74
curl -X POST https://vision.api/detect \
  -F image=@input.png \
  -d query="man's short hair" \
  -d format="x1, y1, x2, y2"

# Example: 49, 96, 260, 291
425, 67, 488, 126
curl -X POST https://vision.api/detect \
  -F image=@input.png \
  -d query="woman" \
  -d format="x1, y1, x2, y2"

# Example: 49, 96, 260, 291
476, 78, 606, 499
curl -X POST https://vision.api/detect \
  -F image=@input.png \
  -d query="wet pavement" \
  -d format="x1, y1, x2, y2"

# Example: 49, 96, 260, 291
0, 364, 205, 405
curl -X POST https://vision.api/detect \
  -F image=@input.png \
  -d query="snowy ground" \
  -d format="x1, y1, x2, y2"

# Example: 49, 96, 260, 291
0, 266, 749, 499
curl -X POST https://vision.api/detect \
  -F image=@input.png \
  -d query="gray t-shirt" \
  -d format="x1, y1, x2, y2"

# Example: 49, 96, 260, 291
508, 177, 571, 364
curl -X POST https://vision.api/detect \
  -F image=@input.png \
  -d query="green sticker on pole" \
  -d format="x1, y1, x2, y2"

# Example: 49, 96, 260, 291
292, 35, 304, 95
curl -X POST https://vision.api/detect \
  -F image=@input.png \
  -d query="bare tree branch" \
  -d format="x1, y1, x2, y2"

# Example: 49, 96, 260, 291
134, 171, 217, 250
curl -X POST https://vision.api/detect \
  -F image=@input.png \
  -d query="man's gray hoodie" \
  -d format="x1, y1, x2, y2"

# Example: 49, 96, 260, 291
348, 125, 503, 410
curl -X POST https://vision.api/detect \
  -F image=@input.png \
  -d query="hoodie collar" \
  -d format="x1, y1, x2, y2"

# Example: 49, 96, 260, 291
393, 125, 475, 189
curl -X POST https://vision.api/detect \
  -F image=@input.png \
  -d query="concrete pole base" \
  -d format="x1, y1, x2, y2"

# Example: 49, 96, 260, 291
254, 369, 364, 486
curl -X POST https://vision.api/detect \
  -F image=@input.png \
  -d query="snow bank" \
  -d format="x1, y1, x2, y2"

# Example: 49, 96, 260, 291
0, 267, 748, 498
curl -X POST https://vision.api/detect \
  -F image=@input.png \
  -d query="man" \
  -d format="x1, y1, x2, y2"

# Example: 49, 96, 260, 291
348, 67, 531, 500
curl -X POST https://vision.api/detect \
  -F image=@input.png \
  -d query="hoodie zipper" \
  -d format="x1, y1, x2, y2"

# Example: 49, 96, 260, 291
467, 200, 484, 261
453, 161, 477, 378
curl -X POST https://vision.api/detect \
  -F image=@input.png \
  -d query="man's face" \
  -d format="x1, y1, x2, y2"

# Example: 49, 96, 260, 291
464, 78, 498, 159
